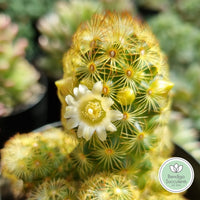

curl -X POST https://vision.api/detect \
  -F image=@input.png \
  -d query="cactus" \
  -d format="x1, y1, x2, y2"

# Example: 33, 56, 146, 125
55, 11, 185, 199
1, 12, 187, 199
0, 14, 41, 117
37, 0, 135, 79
1, 127, 78, 198
28, 179, 77, 200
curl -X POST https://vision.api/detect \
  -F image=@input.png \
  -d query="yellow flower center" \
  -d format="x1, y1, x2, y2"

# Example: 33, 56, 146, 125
80, 99, 106, 124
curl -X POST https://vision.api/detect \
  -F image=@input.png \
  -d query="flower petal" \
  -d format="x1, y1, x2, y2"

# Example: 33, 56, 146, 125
65, 95, 75, 105
101, 97, 114, 109
64, 106, 77, 118
96, 127, 107, 141
74, 84, 90, 98
66, 118, 79, 129
79, 84, 88, 94
92, 81, 103, 94
106, 123, 117, 132
110, 110, 123, 121
82, 126, 94, 141
73, 87, 79, 97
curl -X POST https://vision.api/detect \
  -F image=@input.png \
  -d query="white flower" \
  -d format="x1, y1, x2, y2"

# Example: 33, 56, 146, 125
64, 81, 123, 141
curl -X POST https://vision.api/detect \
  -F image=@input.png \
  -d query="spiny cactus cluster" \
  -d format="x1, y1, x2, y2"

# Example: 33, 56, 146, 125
54, 12, 185, 199
0, 14, 40, 117
37, 0, 135, 79
1, 12, 187, 200
1, 128, 185, 200
1, 127, 78, 198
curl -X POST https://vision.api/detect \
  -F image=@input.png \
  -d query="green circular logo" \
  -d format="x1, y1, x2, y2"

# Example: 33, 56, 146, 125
158, 157, 194, 193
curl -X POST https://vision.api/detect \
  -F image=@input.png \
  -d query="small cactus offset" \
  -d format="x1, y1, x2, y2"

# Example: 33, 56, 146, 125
1, 127, 78, 198
0, 14, 40, 116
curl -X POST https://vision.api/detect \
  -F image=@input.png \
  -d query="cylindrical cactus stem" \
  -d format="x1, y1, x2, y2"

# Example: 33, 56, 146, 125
56, 11, 174, 183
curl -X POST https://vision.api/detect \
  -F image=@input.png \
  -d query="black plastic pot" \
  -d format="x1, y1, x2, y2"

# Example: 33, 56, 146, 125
0, 73, 48, 149
46, 77, 61, 123
173, 143, 200, 200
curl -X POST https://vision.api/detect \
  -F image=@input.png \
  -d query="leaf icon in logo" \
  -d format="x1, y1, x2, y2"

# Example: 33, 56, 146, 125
170, 163, 183, 173
170, 165, 176, 173
177, 165, 183, 172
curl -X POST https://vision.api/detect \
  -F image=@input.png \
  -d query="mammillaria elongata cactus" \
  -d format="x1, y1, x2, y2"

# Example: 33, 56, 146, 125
1, 127, 78, 199
0, 14, 40, 117
1, 12, 187, 199
55, 12, 185, 199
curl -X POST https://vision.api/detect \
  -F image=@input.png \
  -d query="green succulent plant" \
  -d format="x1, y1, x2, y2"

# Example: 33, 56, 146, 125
148, 12, 200, 68
148, 12, 200, 131
0, 14, 41, 117
170, 112, 200, 162
171, 64, 200, 130
1, 127, 78, 198
174, 0, 200, 27
0, 0, 64, 60
1, 12, 187, 200
37, 0, 135, 79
